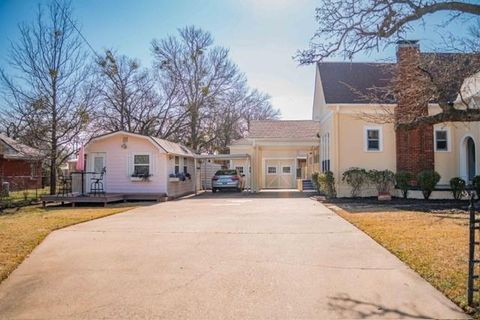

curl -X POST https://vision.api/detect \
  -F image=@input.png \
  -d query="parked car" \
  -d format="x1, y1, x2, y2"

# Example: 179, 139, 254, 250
212, 169, 245, 192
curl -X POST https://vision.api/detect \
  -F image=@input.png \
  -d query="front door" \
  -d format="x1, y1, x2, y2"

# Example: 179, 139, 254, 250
264, 159, 295, 189
88, 153, 106, 192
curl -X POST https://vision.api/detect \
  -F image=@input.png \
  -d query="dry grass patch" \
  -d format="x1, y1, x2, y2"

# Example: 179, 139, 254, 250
0, 203, 147, 283
329, 204, 474, 314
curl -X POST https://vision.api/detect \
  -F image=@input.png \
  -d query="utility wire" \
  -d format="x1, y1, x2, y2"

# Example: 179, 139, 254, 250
52, 0, 101, 59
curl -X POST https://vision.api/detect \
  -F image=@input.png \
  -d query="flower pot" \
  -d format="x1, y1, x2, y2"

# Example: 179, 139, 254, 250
168, 177, 180, 182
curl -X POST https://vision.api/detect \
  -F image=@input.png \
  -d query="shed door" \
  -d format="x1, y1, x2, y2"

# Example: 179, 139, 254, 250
264, 159, 295, 189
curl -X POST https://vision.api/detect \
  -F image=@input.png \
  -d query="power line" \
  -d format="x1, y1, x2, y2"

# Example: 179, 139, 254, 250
52, 0, 101, 59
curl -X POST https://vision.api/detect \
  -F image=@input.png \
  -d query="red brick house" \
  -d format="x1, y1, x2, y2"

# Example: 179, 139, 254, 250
0, 134, 44, 191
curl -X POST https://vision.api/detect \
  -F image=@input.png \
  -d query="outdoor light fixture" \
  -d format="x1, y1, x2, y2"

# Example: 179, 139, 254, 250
121, 136, 128, 149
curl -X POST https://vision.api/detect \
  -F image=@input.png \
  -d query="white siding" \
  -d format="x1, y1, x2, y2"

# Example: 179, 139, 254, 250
86, 135, 168, 193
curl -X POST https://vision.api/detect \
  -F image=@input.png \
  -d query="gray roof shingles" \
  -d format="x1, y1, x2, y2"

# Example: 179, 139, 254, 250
317, 62, 394, 104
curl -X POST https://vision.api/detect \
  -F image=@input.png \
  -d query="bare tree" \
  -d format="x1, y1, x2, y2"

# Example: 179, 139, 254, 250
297, 0, 480, 128
94, 50, 186, 138
151, 26, 245, 152
0, 1, 94, 194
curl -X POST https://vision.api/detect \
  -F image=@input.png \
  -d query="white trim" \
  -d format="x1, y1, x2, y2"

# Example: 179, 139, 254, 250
364, 125, 383, 152
281, 166, 292, 175
266, 166, 278, 175
434, 127, 451, 152
460, 134, 477, 182
131, 152, 152, 177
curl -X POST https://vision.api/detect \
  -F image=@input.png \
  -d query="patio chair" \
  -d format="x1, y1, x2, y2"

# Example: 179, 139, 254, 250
57, 175, 72, 196
90, 167, 106, 196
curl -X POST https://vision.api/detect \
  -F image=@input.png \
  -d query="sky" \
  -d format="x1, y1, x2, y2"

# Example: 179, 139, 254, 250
0, 0, 473, 120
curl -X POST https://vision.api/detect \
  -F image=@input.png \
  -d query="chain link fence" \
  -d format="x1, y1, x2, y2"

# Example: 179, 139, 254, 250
0, 174, 49, 210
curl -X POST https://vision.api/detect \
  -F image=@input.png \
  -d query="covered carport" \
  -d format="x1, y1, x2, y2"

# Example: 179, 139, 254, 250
195, 154, 252, 192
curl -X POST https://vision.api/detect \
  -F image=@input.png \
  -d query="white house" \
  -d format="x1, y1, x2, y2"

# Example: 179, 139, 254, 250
84, 131, 197, 199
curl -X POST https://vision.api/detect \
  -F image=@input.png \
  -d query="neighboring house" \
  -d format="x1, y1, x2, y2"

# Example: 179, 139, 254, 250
0, 134, 43, 191
313, 40, 480, 197
229, 120, 319, 191
84, 131, 197, 198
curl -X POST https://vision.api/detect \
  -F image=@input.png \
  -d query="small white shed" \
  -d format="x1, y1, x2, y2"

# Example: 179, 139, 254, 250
84, 131, 197, 199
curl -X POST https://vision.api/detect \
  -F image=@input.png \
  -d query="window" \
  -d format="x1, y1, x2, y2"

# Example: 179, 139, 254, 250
267, 166, 277, 175
30, 163, 37, 177
174, 156, 180, 174
364, 127, 382, 152
435, 129, 449, 151
282, 166, 291, 174
235, 166, 244, 174
183, 157, 188, 174
133, 154, 150, 176
320, 133, 331, 172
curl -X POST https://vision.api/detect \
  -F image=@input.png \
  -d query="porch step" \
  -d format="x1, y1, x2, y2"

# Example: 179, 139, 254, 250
302, 179, 315, 191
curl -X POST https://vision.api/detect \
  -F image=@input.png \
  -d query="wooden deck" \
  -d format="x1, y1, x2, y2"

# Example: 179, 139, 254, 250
41, 193, 168, 207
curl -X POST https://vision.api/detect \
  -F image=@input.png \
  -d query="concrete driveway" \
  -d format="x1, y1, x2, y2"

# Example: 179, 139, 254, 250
0, 192, 468, 319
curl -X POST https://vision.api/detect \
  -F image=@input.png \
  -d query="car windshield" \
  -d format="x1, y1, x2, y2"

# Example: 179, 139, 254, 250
215, 170, 237, 176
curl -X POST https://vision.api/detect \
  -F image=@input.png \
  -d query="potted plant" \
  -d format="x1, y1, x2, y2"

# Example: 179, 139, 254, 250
368, 169, 395, 201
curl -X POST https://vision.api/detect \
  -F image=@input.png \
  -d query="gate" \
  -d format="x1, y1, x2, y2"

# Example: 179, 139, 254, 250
468, 192, 480, 306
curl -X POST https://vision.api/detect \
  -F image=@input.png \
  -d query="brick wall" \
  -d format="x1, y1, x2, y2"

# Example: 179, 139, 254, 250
0, 157, 43, 191
395, 41, 434, 180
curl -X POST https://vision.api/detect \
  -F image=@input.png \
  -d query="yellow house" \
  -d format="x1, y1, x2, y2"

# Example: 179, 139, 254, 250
312, 41, 480, 198
229, 120, 319, 191
231, 40, 480, 198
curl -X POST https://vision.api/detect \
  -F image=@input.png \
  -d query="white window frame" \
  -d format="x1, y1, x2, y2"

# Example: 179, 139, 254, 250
235, 166, 244, 174
364, 126, 383, 152
174, 156, 180, 174
133, 153, 151, 176
434, 128, 451, 152
183, 157, 188, 174
281, 166, 292, 175
266, 166, 277, 175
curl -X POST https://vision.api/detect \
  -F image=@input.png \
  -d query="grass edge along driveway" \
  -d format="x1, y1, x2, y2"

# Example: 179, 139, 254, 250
326, 202, 478, 317
0, 203, 146, 283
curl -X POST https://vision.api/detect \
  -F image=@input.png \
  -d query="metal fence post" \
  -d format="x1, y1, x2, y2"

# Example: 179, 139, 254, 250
468, 192, 476, 306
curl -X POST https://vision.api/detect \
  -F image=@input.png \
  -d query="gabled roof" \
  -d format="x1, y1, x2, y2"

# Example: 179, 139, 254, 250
317, 62, 394, 104
88, 131, 196, 157
0, 134, 43, 160
247, 120, 319, 139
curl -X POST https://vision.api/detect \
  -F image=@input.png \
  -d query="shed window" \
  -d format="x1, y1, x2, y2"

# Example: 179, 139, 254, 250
174, 156, 180, 174
235, 166, 244, 174
133, 154, 150, 176
282, 166, 291, 174
183, 157, 188, 174
435, 130, 448, 151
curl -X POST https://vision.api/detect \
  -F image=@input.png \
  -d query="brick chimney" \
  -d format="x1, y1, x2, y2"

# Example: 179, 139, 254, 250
394, 40, 434, 181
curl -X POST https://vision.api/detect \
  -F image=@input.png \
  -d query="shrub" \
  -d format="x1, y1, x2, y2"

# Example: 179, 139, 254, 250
395, 171, 412, 199
342, 168, 368, 197
473, 176, 480, 199
311, 172, 320, 192
417, 170, 441, 199
368, 170, 395, 195
318, 171, 336, 198
449, 177, 466, 200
